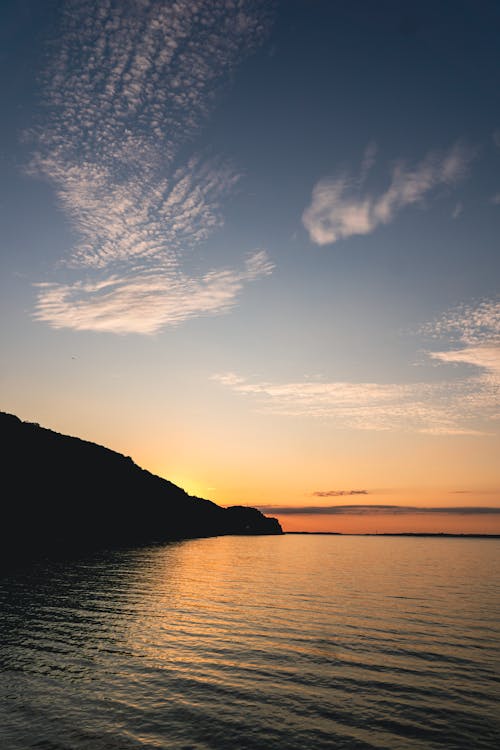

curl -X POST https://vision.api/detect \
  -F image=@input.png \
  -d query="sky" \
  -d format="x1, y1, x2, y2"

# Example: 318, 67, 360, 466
1, 0, 499, 533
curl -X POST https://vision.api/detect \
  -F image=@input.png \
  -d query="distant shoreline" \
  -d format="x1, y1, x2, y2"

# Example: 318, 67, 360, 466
285, 531, 500, 538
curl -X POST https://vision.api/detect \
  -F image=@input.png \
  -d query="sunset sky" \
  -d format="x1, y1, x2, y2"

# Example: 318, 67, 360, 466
1, 0, 499, 533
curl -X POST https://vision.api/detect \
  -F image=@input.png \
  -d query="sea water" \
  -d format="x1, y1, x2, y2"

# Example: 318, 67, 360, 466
0, 535, 499, 749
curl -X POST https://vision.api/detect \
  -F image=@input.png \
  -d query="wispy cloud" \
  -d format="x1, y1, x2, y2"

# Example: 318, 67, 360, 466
302, 142, 474, 245
425, 298, 500, 346
429, 346, 500, 376
313, 490, 368, 497
256, 504, 500, 516
34, 251, 273, 334
424, 298, 500, 378
30, 0, 272, 334
213, 297, 500, 434
212, 372, 491, 434
421, 299, 500, 428
360, 141, 377, 178
450, 490, 499, 495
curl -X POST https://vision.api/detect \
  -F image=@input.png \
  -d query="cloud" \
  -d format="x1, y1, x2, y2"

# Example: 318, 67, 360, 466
424, 298, 500, 347
256, 504, 500, 516
429, 346, 500, 377
213, 298, 500, 434
360, 141, 377, 177
418, 300, 500, 430
313, 490, 368, 497
34, 251, 273, 334
452, 201, 463, 219
450, 490, 499, 495
491, 193, 500, 205
29, 0, 272, 334
302, 142, 474, 245
212, 371, 492, 434
424, 298, 500, 383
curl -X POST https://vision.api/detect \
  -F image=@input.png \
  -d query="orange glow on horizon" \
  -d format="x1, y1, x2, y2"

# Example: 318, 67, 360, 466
273, 511, 500, 535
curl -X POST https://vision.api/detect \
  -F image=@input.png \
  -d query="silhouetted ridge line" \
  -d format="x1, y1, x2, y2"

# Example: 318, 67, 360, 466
0, 412, 282, 565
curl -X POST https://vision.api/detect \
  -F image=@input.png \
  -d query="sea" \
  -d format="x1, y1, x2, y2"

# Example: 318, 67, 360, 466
0, 534, 499, 750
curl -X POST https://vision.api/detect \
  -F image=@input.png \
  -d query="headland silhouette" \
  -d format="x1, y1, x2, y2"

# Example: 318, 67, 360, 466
0, 412, 282, 566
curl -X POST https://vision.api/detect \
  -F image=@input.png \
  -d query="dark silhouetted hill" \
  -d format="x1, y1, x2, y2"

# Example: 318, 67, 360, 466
0, 412, 282, 564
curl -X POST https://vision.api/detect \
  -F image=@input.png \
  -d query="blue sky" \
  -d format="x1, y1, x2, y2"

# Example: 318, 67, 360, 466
1, 0, 499, 529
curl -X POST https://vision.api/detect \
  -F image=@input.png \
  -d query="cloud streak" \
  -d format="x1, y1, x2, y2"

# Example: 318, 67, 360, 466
213, 297, 500, 434
313, 490, 368, 497
424, 298, 500, 417
34, 251, 273, 334
302, 142, 474, 245
30, 0, 272, 334
212, 372, 491, 434
424, 298, 500, 346
257, 504, 500, 516
430, 346, 500, 377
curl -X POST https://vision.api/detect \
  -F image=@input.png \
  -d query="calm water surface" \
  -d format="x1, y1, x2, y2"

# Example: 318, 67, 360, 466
0, 535, 499, 750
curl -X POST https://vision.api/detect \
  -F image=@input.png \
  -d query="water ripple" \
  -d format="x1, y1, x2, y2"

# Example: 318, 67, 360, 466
1, 536, 500, 749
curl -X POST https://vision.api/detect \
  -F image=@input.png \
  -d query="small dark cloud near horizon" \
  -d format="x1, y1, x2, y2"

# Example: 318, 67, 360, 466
257, 504, 500, 516
312, 490, 368, 497
450, 490, 499, 495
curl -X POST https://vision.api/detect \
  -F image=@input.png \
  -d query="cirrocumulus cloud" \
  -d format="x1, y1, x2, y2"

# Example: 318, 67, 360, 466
30, 0, 273, 334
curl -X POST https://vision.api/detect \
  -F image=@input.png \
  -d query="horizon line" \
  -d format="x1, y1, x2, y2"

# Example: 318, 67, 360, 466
252, 503, 500, 516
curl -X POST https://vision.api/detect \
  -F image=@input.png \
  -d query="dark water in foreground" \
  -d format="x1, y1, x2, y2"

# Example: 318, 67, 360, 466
0, 535, 499, 750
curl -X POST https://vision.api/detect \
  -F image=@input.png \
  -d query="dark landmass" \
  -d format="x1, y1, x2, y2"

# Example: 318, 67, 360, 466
286, 531, 500, 538
0, 412, 282, 566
